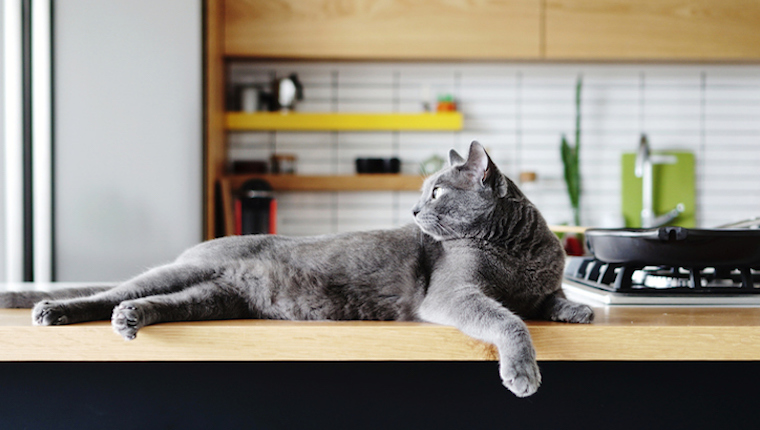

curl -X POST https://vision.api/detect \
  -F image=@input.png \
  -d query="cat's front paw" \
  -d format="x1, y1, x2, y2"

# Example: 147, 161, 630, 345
32, 300, 70, 326
111, 302, 144, 341
500, 355, 541, 398
556, 302, 594, 324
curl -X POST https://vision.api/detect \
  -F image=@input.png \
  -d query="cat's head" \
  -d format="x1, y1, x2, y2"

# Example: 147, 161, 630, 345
412, 141, 514, 241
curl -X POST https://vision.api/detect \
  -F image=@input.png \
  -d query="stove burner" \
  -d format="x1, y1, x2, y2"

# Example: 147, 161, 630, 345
565, 257, 760, 295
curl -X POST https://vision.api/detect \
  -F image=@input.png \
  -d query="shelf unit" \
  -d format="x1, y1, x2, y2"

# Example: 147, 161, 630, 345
226, 112, 463, 131
206, 0, 760, 239
216, 111, 460, 237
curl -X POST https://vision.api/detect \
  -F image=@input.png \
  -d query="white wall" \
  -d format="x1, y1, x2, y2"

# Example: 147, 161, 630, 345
54, 0, 202, 281
0, 1, 5, 281
228, 62, 760, 234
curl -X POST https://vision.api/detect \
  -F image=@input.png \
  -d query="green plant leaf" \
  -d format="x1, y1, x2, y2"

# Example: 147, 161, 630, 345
561, 135, 579, 208
560, 76, 583, 226
575, 77, 582, 159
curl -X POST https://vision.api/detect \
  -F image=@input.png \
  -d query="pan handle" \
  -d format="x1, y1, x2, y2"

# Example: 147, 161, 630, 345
714, 217, 760, 229
656, 226, 688, 241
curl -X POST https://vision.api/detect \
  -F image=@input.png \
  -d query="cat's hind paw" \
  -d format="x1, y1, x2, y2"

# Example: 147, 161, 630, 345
32, 301, 70, 326
500, 356, 541, 398
111, 302, 143, 341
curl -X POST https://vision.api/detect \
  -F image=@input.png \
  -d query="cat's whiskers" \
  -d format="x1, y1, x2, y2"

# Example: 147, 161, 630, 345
435, 220, 459, 238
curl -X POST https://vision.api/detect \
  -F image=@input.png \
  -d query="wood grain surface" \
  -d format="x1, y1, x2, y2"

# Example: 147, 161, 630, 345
204, 0, 227, 239
545, 0, 760, 60
226, 174, 425, 192
2, 306, 760, 361
224, 0, 541, 60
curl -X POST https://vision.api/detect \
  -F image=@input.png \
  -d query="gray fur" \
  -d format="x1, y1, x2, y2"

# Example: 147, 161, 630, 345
1, 141, 592, 397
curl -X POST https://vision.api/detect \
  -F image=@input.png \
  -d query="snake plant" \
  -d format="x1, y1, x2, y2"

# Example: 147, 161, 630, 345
561, 77, 582, 227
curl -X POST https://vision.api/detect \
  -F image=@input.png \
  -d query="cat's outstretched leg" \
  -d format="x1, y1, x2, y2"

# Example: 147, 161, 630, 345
0, 286, 112, 309
32, 263, 216, 326
539, 290, 593, 324
418, 282, 541, 398
111, 282, 253, 340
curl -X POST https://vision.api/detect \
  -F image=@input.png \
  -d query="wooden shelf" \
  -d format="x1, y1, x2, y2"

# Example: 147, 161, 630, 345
226, 174, 424, 192
226, 112, 463, 131
2, 305, 760, 361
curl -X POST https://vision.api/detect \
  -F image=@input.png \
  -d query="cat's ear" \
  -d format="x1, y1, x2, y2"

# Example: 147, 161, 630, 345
463, 141, 489, 175
449, 149, 465, 166
462, 141, 509, 198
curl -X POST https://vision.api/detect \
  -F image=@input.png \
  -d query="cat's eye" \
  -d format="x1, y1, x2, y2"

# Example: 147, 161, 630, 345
432, 187, 444, 199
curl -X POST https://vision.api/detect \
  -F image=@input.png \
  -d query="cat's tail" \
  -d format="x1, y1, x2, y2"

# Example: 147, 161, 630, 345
0, 286, 114, 309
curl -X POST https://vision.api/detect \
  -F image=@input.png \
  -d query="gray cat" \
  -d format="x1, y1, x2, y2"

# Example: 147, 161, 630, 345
0, 141, 592, 397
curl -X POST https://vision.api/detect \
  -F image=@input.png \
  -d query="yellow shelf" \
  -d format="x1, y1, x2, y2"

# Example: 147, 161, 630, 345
226, 112, 463, 131
226, 174, 424, 192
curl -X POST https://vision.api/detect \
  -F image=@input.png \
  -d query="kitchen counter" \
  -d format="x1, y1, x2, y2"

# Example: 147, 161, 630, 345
1, 305, 760, 361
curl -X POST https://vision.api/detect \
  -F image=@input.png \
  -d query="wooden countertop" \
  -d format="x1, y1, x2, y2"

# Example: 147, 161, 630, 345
1, 306, 759, 362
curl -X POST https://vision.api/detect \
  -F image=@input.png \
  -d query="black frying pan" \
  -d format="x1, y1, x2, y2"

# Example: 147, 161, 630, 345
585, 227, 760, 267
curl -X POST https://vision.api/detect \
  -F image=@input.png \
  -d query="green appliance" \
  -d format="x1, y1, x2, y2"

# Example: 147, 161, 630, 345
621, 150, 696, 228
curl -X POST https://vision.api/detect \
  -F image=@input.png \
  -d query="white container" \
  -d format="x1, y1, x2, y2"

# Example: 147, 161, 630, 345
240, 86, 259, 112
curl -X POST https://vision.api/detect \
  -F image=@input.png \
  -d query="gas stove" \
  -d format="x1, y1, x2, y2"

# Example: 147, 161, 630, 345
562, 256, 760, 306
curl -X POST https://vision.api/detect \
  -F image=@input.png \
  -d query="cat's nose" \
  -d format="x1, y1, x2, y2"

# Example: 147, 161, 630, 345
412, 209, 420, 217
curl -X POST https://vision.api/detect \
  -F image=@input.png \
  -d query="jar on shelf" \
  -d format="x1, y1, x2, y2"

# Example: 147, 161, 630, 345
270, 154, 297, 174
240, 86, 260, 112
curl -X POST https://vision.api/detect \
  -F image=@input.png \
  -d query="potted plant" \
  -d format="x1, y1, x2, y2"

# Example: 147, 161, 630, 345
560, 77, 583, 255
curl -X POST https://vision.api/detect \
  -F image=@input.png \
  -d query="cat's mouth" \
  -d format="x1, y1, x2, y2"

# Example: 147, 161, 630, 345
414, 214, 456, 241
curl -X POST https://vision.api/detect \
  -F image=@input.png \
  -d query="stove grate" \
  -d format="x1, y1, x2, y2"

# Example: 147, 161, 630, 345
565, 257, 760, 295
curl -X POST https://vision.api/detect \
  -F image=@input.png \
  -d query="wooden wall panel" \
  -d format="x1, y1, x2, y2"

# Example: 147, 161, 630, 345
224, 0, 541, 60
205, 0, 227, 239
546, 0, 760, 60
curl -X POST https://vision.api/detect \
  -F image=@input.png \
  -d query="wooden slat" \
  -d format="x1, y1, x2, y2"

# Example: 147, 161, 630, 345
3, 307, 760, 361
204, 0, 227, 239
224, 0, 541, 60
545, 0, 760, 60
219, 178, 236, 236
226, 112, 463, 131
228, 174, 425, 192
